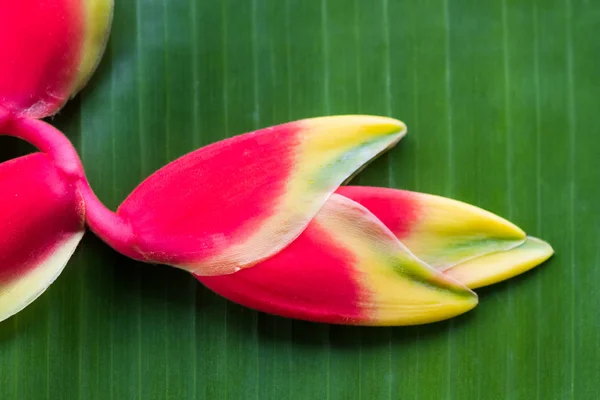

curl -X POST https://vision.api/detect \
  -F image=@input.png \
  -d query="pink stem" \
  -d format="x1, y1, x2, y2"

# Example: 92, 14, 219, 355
9, 116, 85, 179
0, 109, 140, 260
77, 179, 140, 260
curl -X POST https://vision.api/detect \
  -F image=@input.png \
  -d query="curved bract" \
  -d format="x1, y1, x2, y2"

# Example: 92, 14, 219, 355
444, 237, 554, 289
0, 0, 113, 118
107, 116, 406, 276
337, 186, 526, 269
198, 185, 553, 324
199, 194, 477, 326
0, 153, 85, 322
337, 186, 554, 288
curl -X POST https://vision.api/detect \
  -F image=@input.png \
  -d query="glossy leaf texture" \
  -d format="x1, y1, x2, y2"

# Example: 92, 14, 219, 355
0, 0, 598, 399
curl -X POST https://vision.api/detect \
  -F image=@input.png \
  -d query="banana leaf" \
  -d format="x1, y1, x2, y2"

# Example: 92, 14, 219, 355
0, 0, 598, 399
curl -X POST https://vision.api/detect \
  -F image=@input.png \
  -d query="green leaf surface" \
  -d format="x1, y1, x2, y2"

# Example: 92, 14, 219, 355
1, 0, 598, 399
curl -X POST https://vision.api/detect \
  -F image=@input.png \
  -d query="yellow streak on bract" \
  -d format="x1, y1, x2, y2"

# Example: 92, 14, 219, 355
188, 116, 406, 276
72, 0, 114, 95
445, 236, 554, 289
0, 232, 84, 322
316, 194, 477, 326
402, 192, 526, 271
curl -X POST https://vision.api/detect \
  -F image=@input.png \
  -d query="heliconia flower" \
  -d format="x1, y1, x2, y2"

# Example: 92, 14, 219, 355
198, 194, 478, 326
0, 153, 85, 322
0, 0, 113, 119
0, 0, 550, 326
0, 108, 552, 325
72, 113, 551, 325
85, 116, 407, 276
336, 186, 554, 289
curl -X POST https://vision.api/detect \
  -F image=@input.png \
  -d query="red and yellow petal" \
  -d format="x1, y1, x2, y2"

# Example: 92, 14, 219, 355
445, 237, 553, 289
336, 186, 553, 288
116, 116, 406, 276
0, 0, 113, 118
198, 194, 477, 326
0, 153, 85, 321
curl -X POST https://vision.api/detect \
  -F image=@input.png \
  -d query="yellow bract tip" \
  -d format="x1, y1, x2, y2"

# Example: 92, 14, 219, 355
445, 236, 554, 289
403, 192, 527, 271
72, 0, 114, 95
301, 115, 407, 152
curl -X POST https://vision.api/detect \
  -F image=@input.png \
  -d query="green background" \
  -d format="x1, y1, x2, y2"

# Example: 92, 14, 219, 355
2, 0, 599, 399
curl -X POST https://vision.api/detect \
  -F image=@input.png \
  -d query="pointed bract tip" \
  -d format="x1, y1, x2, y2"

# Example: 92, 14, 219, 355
368, 269, 479, 326
300, 115, 407, 150
445, 236, 554, 289
305, 115, 407, 132
402, 191, 527, 271
338, 187, 527, 272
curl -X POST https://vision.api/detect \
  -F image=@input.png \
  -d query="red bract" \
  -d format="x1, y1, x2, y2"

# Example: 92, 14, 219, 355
199, 194, 478, 326
0, 152, 84, 321
0, 0, 113, 320
94, 116, 407, 276
0, 0, 113, 119
0, 1, 553, 325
